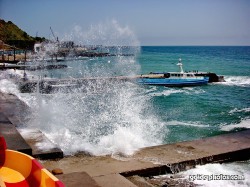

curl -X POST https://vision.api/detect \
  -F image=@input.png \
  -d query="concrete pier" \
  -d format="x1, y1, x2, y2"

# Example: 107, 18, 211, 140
17, 71, 224, 94
16, 74, 179, 93
18, 76, 137, 93
0, 121, 32, 154
0, 92, 63, 159
20, 129, 63, 159
0, 92, 32, 154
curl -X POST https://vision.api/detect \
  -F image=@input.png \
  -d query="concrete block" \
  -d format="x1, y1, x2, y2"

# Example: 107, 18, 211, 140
0, 122, 32, 155
57, 172, 100, 187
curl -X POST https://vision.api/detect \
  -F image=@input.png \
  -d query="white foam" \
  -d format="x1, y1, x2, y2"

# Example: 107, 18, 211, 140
183, 87, 206, 94
31, 86, 167, 156
229, 107, 250, 114
0, 71, 40, 108
0, 79, 20, 95
148, 87, 205, 97
180, 162, 250, 187
222, 76, 250, 87
92, 126, 154, 156
6, 69, 23, 78
220, 118, 250, 131
166, 120, 210, 128
148, 88, 183, 97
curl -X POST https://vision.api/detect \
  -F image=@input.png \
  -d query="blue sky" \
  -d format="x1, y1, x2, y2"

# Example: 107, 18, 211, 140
1, 0, 250, 46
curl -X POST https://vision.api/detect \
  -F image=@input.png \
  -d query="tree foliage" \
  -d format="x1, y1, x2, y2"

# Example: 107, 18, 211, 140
0, 19, 46, 49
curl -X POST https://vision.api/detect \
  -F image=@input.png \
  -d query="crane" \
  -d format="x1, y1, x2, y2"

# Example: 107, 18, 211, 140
50, 27, 59, 43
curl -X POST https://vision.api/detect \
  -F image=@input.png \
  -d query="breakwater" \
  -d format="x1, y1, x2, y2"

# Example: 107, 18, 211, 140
18, 76, 136, 93
17, 71, 224, 94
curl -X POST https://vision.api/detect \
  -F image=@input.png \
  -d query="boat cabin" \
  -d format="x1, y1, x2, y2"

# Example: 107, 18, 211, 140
163, 73, 195, 78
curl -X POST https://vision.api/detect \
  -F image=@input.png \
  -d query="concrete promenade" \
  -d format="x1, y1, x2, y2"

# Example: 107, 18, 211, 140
43, 130, 250, 187
0, 91, 250, 186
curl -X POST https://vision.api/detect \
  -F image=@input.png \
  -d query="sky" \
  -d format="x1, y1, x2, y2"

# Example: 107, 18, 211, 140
0, 0, 250, 46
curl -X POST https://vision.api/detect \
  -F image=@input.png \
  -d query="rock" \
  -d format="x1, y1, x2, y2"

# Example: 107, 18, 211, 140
52, 168, 63, 175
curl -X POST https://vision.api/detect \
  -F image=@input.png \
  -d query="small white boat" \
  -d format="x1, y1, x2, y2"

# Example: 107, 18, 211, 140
137, 59, 209, 87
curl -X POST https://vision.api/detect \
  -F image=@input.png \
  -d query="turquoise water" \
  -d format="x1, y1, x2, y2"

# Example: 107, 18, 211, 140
138, 46, 250, 143
2, 46, 249, 156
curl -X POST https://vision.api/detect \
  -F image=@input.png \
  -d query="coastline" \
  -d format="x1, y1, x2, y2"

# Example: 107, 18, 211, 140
0, 46, 249, 186
0, 91, 250, 186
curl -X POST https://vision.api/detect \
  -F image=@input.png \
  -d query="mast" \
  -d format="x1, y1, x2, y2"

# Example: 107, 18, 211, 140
177, 58, 184, 73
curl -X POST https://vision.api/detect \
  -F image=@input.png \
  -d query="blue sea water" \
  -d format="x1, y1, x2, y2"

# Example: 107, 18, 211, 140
138, 46, 250, 144
1, 45, 250, 186
0, 46, 249, 157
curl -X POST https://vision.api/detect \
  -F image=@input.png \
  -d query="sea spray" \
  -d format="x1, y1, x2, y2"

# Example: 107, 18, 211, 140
27, 78, 167, 156
0, 76, 20, 95
181, 162, 250, 187
152, 161, 250, 187
68, 19, 140, 47
24, 20, 167, 156
221, 76, 250, 87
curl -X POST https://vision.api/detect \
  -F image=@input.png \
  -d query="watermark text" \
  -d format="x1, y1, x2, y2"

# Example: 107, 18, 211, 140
189, 174, 245, 181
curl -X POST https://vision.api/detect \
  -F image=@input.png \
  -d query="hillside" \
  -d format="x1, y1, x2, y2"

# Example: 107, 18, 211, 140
0, 19, 34, 41
0, 19, 46, 49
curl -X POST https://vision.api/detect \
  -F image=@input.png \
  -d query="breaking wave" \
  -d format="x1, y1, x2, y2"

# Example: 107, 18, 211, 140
16, 20, 168, 156
222, 76, 250, 87
166, 120, 210, 128
220, 118, 250, 131
181, 162, 250, 187
147, 87, 205, 97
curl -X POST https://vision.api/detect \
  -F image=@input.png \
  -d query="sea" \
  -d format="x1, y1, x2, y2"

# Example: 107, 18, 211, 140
0, 46, 250, 186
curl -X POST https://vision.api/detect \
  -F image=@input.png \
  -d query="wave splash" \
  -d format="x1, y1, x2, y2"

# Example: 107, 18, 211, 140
222, 76, 250, 87
220, 118, 250, 131
19, 20, 167, 156
26, 83, 166, 156
180, 162, 250, 187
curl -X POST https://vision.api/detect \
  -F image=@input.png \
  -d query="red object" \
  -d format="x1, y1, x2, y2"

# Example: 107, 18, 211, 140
0, 136, 65, 187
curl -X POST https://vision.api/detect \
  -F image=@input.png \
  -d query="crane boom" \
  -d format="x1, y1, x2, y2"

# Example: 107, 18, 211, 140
50, 27, 59, 42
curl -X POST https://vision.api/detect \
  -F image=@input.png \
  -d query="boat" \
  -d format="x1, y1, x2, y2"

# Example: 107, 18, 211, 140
194, 72, 225, 82
0, 136, 64, 187
137, 59, 209, 87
